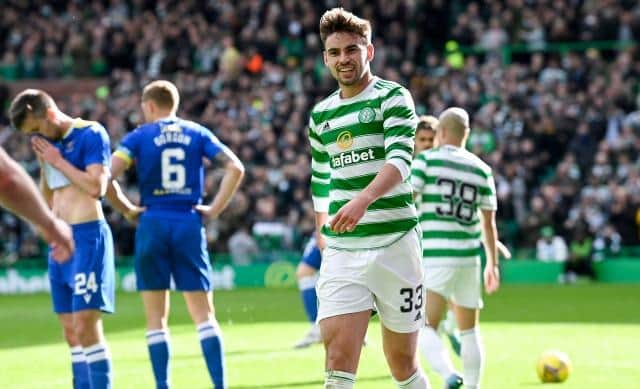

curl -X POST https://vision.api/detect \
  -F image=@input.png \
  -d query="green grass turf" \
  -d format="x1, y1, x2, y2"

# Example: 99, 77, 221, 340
0, 284, 639, 388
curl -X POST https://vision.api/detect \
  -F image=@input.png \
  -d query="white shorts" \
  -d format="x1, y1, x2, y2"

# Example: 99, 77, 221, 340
423, 265, 483, 309
316, 229, 424, 334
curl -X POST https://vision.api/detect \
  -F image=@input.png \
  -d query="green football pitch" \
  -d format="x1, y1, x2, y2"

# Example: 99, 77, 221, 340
1, 284, 638, 388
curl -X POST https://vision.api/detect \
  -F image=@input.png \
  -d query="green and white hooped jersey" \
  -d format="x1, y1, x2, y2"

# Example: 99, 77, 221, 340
308, 77, 419, 250
411, 145, 497, 266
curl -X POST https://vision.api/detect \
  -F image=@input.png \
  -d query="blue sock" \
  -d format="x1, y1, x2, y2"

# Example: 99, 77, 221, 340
298, 275, 318, 322
147, 329, 171, 389
197, 321, 225, 389
85, 343, 112, 389
71, 346, 91, 389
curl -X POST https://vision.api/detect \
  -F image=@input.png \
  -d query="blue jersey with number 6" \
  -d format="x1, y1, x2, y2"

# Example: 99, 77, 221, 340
114, 117, 226, 291
115, 117, 224, 210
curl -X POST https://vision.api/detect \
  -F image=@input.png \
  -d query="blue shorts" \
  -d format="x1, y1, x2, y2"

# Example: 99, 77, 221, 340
49, 220, 115, 314
301, 237, 322, 270
135, 210, 211, 291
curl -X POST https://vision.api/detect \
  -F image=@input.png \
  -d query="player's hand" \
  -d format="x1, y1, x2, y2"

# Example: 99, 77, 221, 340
194, 204, 220, 220
40, 217, 75, 263
31, 137, 63, 168
497, 240, 512, 260
484, 265, 500, 294
329, 195, 369, 233
124, 206, 146, 225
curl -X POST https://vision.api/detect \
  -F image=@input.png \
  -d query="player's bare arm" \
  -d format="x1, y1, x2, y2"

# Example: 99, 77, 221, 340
330, 163, 403, 233
480, 208, 500, 294
195, 145, 244, 219
314, 212, 328, 250
32, 136, 109, 198
478, 209, 512, 260
105, 154, 145, 223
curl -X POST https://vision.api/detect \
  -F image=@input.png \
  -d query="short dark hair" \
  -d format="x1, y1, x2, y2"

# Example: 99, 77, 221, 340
319, 8, 371, 45
8, 89, 55, 130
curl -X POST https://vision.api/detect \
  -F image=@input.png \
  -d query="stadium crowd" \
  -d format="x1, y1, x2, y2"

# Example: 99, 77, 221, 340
1, 0, 640, 264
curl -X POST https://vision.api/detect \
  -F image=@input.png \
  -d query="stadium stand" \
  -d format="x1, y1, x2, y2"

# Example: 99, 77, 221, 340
0, 0, 639, 264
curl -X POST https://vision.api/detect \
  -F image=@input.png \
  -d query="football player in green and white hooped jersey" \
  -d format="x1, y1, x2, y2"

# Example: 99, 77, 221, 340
413, 115, 463, 389
308, 7, 429, 389
411, 107, 500, 389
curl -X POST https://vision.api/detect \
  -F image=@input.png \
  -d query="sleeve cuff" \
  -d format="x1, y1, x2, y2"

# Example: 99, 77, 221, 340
312, 196, 330, 213
113, 149, 133, 166
387, 159, 411, 181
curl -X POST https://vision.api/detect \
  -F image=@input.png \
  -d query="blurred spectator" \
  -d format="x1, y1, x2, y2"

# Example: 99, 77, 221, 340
563, 226, 596, 283
522, 196, 554, 247
592, 224, 622, 262
536, 226, 569, 263
228, 225, 259, 266
609, 189, 639, 245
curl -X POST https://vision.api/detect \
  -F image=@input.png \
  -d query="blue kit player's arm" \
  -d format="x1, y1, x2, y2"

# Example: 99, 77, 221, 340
106, 130, 146, 222
194, 131, 245, 219
31, 130, 110, 198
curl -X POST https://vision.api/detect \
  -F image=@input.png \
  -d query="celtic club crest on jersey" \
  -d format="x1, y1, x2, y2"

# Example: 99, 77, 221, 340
358, 107, 375, 123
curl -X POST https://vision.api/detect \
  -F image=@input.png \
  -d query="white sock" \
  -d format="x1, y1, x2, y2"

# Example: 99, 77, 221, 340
325, 370, 355, 388
419, 326, 456, 379
298, 274, 319, 290
84, 342, 111, 363
394, 368, 430, 388
461, 327, 483, 389
146, 328, 170, 345
70, 345, 86, 363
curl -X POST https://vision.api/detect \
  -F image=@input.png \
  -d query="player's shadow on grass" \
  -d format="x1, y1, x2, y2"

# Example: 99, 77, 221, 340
230, 374, 389, 388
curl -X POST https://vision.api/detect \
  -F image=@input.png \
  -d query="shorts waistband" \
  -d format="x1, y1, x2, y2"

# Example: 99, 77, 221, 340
141, 209, 202, 221
71, 219, 108, 232
145, 204, 196, 212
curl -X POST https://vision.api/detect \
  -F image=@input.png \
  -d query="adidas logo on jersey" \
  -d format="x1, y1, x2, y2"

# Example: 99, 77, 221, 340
83, 294, 92, 304
414, 311, 422, 322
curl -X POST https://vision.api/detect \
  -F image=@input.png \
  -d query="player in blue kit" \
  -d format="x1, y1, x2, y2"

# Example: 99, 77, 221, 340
106, 80, 244, 389
9, 89, 115, 389
294, 235, 323, 348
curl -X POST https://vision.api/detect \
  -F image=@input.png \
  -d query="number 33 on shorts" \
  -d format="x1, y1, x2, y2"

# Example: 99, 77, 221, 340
400, 284, 423, 313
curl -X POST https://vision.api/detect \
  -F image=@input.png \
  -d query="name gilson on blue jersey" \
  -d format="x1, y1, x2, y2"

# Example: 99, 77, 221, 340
153, 131, 192, 147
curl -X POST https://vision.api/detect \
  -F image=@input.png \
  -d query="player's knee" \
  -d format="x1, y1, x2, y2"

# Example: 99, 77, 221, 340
387, 353, 418, 381
73, 318, 99, 345
62, 325, 78, 346
325, 347, 359, 371
324, 332, 361, 369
